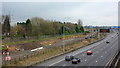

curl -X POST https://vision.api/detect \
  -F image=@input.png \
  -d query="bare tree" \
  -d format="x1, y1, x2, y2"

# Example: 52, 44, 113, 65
78, 19, 83, 27
2, 15, 11, 36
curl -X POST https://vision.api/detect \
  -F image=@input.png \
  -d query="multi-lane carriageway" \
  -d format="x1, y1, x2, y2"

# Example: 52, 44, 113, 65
30, 32, 119, 68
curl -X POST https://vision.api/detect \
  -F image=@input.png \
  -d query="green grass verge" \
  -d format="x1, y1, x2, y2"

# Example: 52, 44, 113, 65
3, 33, 85, 45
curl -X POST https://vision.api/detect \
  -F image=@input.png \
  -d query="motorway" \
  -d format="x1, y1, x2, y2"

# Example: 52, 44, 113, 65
31, 32, 118, 67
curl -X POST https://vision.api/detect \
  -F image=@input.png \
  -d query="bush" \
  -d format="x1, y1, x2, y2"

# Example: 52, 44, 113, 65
64, 31, 69, 34
84, 31, 90, 33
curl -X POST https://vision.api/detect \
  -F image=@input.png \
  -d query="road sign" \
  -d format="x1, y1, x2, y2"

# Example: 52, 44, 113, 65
113, 26, 120, 28
99, 29, 110, 33
89, 26, 94, 28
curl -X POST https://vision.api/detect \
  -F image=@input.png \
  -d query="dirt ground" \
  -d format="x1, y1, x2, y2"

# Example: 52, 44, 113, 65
4, 34, 88, 52
7, 39, 61, 51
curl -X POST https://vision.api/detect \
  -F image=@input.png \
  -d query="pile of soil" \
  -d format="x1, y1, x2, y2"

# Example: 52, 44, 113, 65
8, 41, 42, 51
7, 39, 61, 51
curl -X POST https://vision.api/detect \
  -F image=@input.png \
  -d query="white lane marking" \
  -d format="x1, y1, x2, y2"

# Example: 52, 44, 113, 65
85, 59, 87, 61
73, 52, 81, 56
62, 64, 66, 66
96, 60, 98, 62
83, 55, 85, 56
49, 59, 64, 66
92, 55, 93, 56
101, 56, 103, 57
111, 47, 112, 48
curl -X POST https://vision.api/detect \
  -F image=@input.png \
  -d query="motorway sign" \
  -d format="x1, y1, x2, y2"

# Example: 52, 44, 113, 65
99, 29, 110, 33
113, 26, 120, 28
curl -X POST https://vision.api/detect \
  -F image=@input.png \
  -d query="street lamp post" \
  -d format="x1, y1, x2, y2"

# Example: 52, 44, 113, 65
98, 29, 100, 40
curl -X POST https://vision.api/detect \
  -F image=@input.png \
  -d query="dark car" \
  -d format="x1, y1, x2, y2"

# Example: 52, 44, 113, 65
90, 36, 92, 38
106, 41, 110, 44
85, 37, 88, 39
65, 55, 74, 61
72, 58, 81, 64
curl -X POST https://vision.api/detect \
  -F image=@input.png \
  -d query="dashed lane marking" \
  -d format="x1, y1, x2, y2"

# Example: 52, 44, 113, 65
49, 59, 64, 66
96, 60, 98, 62
101, 56, 103, 57
62, 64, 66, 66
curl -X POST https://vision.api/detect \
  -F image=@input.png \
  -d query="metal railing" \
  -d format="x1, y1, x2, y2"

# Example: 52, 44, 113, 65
105, 51, 120, 68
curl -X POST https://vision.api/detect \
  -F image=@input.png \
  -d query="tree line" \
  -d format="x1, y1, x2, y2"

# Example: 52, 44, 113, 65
2, 16, 84, 38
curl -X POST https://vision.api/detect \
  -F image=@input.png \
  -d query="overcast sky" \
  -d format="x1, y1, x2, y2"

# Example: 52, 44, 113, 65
1, 1, 118, 26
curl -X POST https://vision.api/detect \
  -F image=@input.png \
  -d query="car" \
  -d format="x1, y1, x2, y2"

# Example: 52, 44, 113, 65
106, 41, 110, 44
86, 50, 93, 55
72, 58, 81, 64
90, 36, 92, 38
85, 37, 88, 39
65, 55, 74, 61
